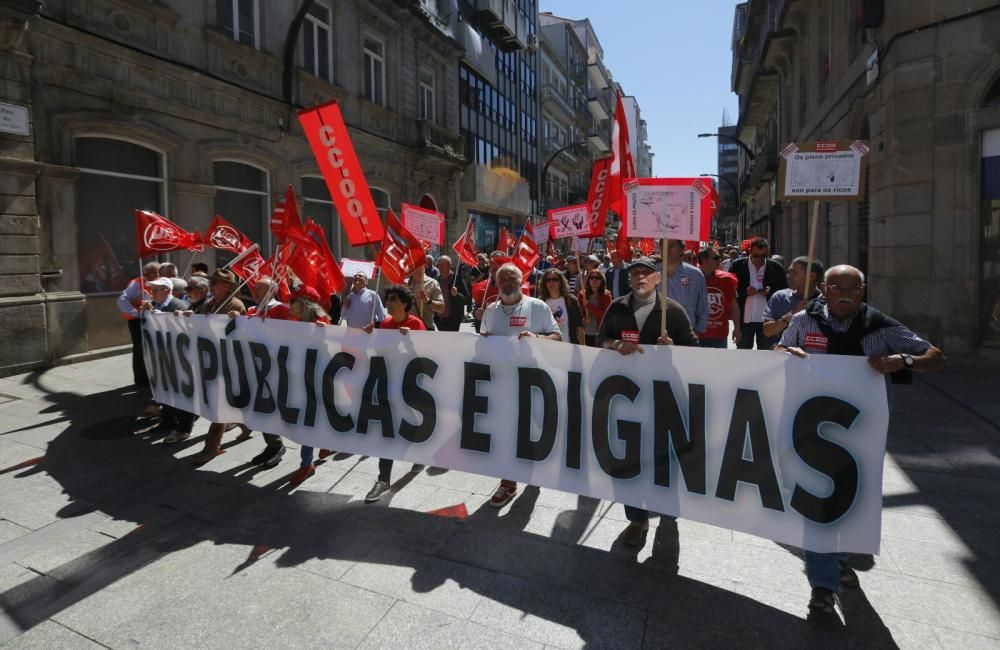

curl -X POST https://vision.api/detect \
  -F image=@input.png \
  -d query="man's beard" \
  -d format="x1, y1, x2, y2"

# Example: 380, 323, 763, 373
500, 287, 522, 301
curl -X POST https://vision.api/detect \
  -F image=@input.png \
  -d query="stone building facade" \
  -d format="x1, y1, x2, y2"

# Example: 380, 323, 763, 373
0, 0, 466, 374
731, 0, 1000, 353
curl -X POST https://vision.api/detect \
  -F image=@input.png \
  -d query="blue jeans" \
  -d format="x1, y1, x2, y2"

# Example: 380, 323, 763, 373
700, 338, 728, 349
805, 551, 848, 592
300, 446, 314, 467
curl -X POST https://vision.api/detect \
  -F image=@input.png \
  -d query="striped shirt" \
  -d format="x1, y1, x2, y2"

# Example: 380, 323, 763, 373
779, 304, 932, 357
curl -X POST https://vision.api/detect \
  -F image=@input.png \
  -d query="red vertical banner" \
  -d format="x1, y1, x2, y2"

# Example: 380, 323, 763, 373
584, 157, 612, 237
298, 100, 385, 246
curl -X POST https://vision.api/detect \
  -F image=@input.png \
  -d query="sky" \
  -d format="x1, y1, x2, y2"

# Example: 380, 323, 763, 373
539, 0, 741, 178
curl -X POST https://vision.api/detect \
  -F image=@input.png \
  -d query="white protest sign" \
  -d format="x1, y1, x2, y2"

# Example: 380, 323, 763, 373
548, 204, 591, 239
401, 203, 444, 246
626, 182, 703, 240
778, 140, 869, 201
144, 314, 890, 554
341, 258, 376, 279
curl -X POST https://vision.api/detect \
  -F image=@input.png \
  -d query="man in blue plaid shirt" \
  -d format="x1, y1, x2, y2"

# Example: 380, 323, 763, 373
775, 264, 945, 619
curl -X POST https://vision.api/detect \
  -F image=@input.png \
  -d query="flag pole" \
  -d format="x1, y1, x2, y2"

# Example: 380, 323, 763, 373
802, 201, 821, 300
660, 238, 668, 339
180, 249, 197, 279
369, 270, 382, 325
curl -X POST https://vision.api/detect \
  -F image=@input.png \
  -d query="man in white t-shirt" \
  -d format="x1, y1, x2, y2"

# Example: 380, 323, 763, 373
481, 263, 560, 508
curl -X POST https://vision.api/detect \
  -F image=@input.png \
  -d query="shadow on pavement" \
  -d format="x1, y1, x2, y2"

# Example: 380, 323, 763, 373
0, 375, 900, 648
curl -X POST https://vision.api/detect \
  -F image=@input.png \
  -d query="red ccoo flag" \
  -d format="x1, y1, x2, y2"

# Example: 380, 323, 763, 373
287, 219, 346, 301
584, 157, 612, 237
511, 231, 540, 276
377, 209, 427, 285
606, 92, 636, 217
270, 185, 305, 246
135, 210, 203, 258
452, 217, 478, 268
498, 227, 515, 253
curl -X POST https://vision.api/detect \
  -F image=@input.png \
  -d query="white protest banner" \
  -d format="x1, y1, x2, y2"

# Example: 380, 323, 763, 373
143, 314, 890, 554
573, 237, 589, 253
530, 221, 550, 247
401, 203, 445, 246
548, 204, 591, 239
341, 258, 376, 279
625, 179, 704, 241
778, 140, 869, 201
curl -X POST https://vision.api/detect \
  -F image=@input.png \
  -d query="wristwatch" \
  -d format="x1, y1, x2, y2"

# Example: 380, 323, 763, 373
900, 354, 914, 369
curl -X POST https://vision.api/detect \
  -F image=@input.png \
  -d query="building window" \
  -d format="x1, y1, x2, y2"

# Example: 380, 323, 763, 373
370, 187, 390, 219
75, 137, 165, 294
303, 2, 333, 81
363, 33, 386, 106
301, 176, 342, 258
217, 0, 259, 49
214, 161, 269, 256
419, 69, 435, 121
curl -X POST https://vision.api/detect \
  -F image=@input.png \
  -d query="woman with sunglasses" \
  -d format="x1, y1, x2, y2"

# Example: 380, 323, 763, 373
537, 268, 585, 345
580, 270, 613, 347
361, 285, 426, 503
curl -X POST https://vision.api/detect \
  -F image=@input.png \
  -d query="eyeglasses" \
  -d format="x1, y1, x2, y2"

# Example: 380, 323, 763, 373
825, 284, 863, 295
384, 295, 400, 303
588, 276, 602, 281
545, 278, 561, 283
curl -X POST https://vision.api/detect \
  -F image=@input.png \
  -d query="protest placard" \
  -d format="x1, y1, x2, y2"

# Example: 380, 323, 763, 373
341, 258, 376, 279
401, 203, 445, 246
778, 140, 869, 201
548, 204, 591, 239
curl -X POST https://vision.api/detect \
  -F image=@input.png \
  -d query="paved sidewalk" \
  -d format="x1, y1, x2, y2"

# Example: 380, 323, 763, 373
0, 352, 998, 648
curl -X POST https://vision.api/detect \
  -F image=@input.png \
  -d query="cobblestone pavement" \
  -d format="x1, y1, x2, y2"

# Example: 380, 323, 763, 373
0, 346, 998, 648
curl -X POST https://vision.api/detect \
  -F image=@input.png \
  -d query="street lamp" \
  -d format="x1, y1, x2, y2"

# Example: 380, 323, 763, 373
697, 132, 756, 161
541, 140, 588, 210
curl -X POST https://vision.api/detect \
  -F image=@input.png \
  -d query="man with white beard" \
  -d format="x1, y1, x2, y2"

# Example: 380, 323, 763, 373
480, 263, 561, 508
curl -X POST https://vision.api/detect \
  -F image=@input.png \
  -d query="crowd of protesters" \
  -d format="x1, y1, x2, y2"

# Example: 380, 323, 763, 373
119, 234, 945, 618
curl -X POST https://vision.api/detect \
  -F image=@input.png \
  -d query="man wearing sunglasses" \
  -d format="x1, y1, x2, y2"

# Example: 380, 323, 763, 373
774, 264, 945, 617
696, 247, 741, 348
729, 237, 788, 349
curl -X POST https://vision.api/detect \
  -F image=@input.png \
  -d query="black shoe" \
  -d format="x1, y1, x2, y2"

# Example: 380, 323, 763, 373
251, 445, 285, 468
839, 560, 860, 588
808, 587, 840, 616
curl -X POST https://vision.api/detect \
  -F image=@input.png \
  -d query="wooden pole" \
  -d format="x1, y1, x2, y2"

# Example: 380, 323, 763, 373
802, 201, 821, 300
660, 238, 668, 338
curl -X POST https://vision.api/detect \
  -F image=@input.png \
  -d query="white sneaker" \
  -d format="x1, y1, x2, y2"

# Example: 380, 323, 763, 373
163, 430, 191, 444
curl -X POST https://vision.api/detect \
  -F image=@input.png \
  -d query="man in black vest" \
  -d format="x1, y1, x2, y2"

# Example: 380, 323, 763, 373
729, 237, 788, 349
774, 264, 945, 618
596, 257, 699, 547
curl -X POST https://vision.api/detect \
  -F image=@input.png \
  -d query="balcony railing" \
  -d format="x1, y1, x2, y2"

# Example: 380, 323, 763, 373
541, 84, 575, 120
418, 119, 465, 163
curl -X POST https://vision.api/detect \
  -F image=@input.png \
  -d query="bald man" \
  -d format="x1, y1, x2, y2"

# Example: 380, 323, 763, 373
775, 264, 945, 617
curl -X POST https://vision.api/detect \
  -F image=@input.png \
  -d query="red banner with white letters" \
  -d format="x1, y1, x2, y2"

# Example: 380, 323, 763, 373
584, 157, 612, 238
204, 215, 253, 254
298, 101, 385, 246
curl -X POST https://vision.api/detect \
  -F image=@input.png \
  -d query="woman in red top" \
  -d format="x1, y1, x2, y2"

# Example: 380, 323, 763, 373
580, 269, 613, 347
287, 287, 332, 486
362, 285, 426, 503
